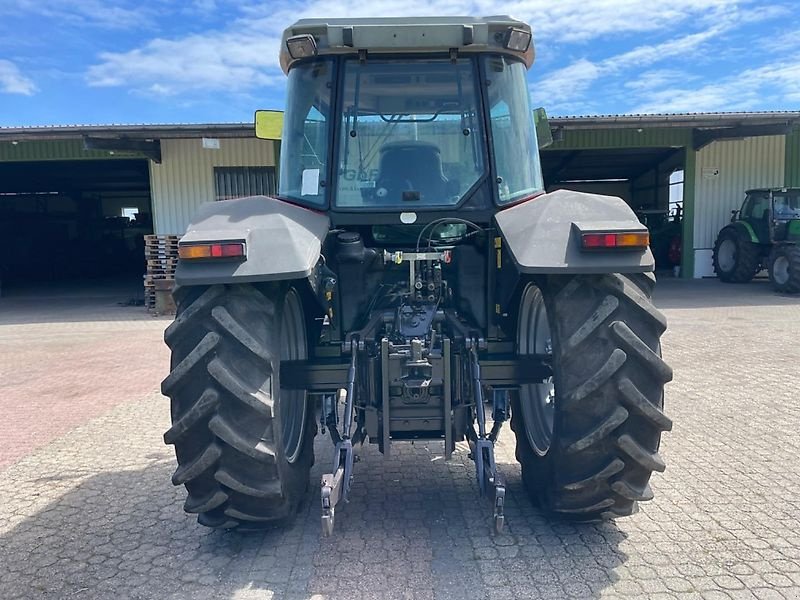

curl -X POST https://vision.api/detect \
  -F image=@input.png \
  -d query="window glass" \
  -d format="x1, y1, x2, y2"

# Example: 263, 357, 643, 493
744, 193, 770, 219
773, 191, 800, 219
483, 56, 544, 203
278, 59, 334, 205
335, 59, 486, 208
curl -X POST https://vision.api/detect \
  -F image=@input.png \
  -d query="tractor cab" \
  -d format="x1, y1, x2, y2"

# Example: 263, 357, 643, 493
257, 17, 545, 221
733, 188, 800, 243
770, 189, 800, 242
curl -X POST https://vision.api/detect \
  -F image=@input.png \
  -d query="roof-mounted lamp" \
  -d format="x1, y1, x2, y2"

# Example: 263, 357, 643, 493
504, 28, 531, 52
286, 34, 318, 59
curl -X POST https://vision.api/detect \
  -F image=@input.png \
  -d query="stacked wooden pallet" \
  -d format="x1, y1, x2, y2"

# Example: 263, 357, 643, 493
144, 234, 180, 311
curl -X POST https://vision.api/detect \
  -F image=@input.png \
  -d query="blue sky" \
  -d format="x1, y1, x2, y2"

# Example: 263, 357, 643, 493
0, 0, 798, 126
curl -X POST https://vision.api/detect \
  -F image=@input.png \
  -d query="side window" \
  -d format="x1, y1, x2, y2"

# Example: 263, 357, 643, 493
278, 60, 334, 205
740, 196, 754, 219
483, 56, 544, 204
743, 193, 770, 219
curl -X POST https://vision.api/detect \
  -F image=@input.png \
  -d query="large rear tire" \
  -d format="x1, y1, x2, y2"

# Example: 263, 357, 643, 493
161, 283, 315, 529
768, 245, 800, 293
511, 273, 673, 520
713, 227, 760, 283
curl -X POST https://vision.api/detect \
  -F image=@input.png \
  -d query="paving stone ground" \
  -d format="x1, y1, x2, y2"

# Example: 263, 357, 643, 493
0, 277, 799, 600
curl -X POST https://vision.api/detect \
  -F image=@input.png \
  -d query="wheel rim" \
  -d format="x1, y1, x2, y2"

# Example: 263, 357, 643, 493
280, 289, 308, 464
718, 238, 737, 272
773, 255, 790, 285
517, 284, 555, 457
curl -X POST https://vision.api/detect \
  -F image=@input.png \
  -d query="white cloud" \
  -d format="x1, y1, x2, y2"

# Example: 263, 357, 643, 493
514, 0, 737, 43
0, 59, 36, 95
87, 32, 283, 95
3, 0, 154, 29
82, 0, 777, 102
631, 60, 800, 113
534, 59, 600, 106
769, 28, 800, 54
625, 69, 696, 93
533, 24, 722, 112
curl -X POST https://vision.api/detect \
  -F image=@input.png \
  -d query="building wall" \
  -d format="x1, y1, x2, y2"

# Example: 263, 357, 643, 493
786, 127, 800, 187
692, 135, 786, 277
548, 181, 632, 203
150, 137, 277, 235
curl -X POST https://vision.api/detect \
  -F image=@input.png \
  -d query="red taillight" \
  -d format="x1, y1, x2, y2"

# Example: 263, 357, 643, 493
179, 242, 246, 260
581, 232, 649, 250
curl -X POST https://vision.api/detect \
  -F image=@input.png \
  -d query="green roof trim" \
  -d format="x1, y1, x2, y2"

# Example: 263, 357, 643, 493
0, 139, 139, 162
550, 127, 693, 150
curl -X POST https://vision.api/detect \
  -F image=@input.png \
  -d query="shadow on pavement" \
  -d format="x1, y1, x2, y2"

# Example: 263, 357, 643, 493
0, 278, 164, 326
654, 277, 797, 310
0, 448, 629, 600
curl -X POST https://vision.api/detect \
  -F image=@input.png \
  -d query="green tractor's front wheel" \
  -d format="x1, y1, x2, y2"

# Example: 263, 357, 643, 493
161, 283, 315, 529
511, 273, 673, 519
768, 245, 800, 293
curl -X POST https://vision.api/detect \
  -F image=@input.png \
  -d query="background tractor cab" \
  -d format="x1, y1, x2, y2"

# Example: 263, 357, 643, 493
713, 188, 800, 293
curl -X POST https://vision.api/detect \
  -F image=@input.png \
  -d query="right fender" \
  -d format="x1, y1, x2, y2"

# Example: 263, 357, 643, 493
175, 195, 330, 286
494, 189, 653, 274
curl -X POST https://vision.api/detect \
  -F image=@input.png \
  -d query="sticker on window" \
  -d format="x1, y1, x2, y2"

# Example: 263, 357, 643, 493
301, 168, 320, 196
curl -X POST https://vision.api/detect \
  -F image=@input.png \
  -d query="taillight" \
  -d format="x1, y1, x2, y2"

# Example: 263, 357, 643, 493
178, 242, 246, 260
581, 232, 649, 250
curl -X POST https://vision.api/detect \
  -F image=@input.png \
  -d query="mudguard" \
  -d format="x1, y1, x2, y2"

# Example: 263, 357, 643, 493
175, 195, 330, 286
728, 221, 759, 243
494, 189, 654, 274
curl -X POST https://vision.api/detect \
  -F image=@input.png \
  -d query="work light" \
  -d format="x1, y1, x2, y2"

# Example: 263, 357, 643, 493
505, 28, 531, 52
286, 34, 318, 59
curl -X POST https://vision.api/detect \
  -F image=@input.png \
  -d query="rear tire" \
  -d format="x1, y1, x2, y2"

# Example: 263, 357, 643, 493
713, 227, 760, 283
768, 245, 800, 293
161, 283, 315, 529
511, 273, 673, 520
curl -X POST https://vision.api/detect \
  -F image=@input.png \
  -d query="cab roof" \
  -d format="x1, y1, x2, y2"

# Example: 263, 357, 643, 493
279, 16, 534, 74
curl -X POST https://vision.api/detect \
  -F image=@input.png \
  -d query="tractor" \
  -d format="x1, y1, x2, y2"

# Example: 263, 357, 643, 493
713, 188, 800, 293
161, 16, 672, 535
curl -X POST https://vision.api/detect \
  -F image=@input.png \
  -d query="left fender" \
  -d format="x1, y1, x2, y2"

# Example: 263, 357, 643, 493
174, 195, 330, 286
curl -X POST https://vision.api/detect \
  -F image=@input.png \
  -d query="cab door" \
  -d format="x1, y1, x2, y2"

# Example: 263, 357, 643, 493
740, 191, 771, 243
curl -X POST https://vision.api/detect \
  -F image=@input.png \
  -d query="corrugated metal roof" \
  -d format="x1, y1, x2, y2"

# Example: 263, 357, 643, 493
0, 123, 255, 140
554, 110, 800, 119
2, 111, 800, 140
549, 111, 800, 130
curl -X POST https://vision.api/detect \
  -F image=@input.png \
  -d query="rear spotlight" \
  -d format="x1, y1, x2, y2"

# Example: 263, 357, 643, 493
505, 28, 531, 52
286, 34, 318, 59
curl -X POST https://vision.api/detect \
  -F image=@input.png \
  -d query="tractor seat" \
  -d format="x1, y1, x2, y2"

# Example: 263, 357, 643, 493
375, 141, 448, 202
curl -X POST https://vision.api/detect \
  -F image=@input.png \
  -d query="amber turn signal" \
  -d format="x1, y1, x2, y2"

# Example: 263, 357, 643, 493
178, 242, 246, 260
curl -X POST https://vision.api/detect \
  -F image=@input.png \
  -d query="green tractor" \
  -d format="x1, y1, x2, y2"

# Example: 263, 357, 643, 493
713, 188, 800, 293
161, 16, 672, 535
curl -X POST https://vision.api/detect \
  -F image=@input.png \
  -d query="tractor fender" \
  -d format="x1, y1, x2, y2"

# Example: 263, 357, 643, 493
174, 195, 330, 286
494, 189, 654, 274
728, 221, 759, 243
